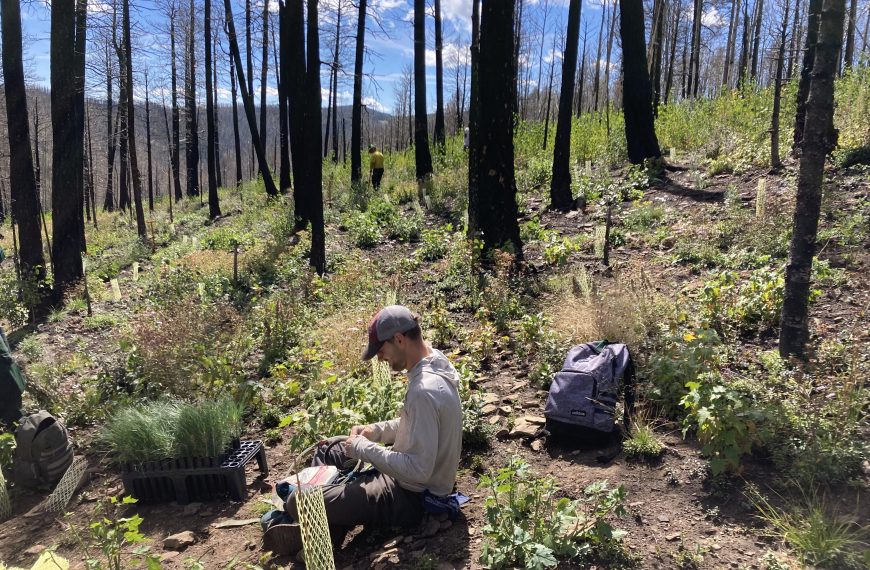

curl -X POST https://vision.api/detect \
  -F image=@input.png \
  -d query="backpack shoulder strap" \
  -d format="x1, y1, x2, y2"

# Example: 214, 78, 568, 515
622, 356, 637, 432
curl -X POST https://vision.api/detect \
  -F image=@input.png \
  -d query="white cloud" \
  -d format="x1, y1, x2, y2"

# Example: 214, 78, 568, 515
370, 0, 406, 11
701, 6, 726, 28
543, 48, 563, 64
87, 1, 113, 15
362, 96, 387, 113
440, 0, 472, 23
424, 43, 467, 68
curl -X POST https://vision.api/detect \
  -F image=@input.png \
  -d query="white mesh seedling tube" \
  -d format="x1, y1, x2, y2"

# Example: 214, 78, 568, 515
43, 456, 88, 514
295, 486, 335, 570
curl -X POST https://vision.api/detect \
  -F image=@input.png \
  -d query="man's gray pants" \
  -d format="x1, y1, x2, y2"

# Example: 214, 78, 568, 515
285, 443, 424, 543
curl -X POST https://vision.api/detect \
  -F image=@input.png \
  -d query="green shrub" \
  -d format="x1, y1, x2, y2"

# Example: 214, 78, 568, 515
345, 212, 381, 248
623, 201, 667, 231
681, 374, 765, 475
479, 457, 628, 569
84, 313, 123, 331
833, 145, 870, 168
644, 328, 722, 417
281, 359, 405, 452
387, 211, 423, 242
417, 224, 453, 261
16, 335, 43, 361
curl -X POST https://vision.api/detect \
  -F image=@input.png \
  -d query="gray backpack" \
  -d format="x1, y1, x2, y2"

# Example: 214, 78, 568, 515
12, 411, 74, 489
543, 342, 635, 443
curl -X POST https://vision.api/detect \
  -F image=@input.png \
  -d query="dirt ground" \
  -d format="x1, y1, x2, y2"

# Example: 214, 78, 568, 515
1, 162, 868, 569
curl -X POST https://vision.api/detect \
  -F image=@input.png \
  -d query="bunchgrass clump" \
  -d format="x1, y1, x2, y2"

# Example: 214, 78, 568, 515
101, 397, 243, 464
100, 401, 180, 464
174, 397, 243, 458
622, 414, 664, 461
749, 485, 869, 570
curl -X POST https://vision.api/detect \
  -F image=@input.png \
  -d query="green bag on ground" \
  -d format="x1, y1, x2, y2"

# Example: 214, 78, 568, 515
0, 328, 26, 427
12, 411, 74, 489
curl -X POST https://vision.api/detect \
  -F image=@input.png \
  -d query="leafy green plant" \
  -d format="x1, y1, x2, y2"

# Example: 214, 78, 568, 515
417, 224, 454, 261
281, 358, 404, 452
479, 457, 628, 569
681, 374, 765, 475
257, 297, 307, 372
84, 313, 123, 331
77, 496, 160, 570
16, 335, 43, 361
387, 211, 423, 242
428, 299, 457, 348
456, 362, 492, 450
0, 432, 15, 475
623, 201, 667, 231
644, 328, 722, 417
749, 485, 869, 570
671, 541, 708, 569
543, 234, 586, 266
344, 212, 380, 248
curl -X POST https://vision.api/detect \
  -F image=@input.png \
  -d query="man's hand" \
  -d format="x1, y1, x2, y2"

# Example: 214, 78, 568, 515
346, 425, 374, 457
350, 425, 374, 439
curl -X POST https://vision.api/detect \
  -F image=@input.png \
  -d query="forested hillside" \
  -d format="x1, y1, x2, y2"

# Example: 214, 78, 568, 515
0, 0, 868, 569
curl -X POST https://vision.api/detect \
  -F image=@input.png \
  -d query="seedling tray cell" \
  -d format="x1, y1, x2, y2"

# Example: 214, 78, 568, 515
120, 440, 269, 504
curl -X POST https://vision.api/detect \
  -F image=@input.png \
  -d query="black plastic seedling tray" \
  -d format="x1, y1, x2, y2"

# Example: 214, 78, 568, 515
120, 440, 269, 504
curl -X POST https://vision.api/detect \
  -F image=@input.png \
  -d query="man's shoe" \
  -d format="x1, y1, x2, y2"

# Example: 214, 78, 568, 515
262, 523, 304, 557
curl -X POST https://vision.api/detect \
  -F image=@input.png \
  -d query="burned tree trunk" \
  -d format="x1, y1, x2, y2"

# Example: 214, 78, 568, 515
750, 0, 764, 80
260, 0, 269, 152
52, 0, 85, 296
170, 8, 183, 201
145, 72, 154, 211
186, 0, 200, 198
205, 0, 222, 218
278, 0, 292, 192
550, 0, 582, 210
477, 0, 523, 258
224, 0, 279, 196
843, 0, 857, 70
467, 0, 481, 239
2, 0, 48, 298
230, 47, 243, 186
620, 0, 663, 164
285, 0, 309, 224
306, 0, 326, 274
433, 0, 446, 150
780, 0, 845, 357
770, 0, 790, 170
794, 0, 824, 153
688, 0, 703, 96
413, 0, 434, 184
350, 0, 367, 188
120, 0, 147, 238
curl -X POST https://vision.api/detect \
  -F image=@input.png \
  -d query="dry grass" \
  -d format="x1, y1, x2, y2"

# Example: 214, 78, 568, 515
129, 299, 243, 396
313, 304, 376, 376
545, 264, 667, 353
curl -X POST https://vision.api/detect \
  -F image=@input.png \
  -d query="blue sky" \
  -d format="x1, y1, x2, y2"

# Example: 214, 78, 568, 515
16, 0, 632, 113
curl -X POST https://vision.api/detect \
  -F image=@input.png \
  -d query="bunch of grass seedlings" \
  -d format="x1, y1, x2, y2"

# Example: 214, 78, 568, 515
101, 397, 243, 464
174, 397, 243, 459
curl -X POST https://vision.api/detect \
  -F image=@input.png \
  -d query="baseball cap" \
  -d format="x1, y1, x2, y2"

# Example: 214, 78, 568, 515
362, 305, 419, 360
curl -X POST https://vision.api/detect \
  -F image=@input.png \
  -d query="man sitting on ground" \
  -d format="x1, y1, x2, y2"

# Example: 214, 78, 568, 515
263, 305, 463, 556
